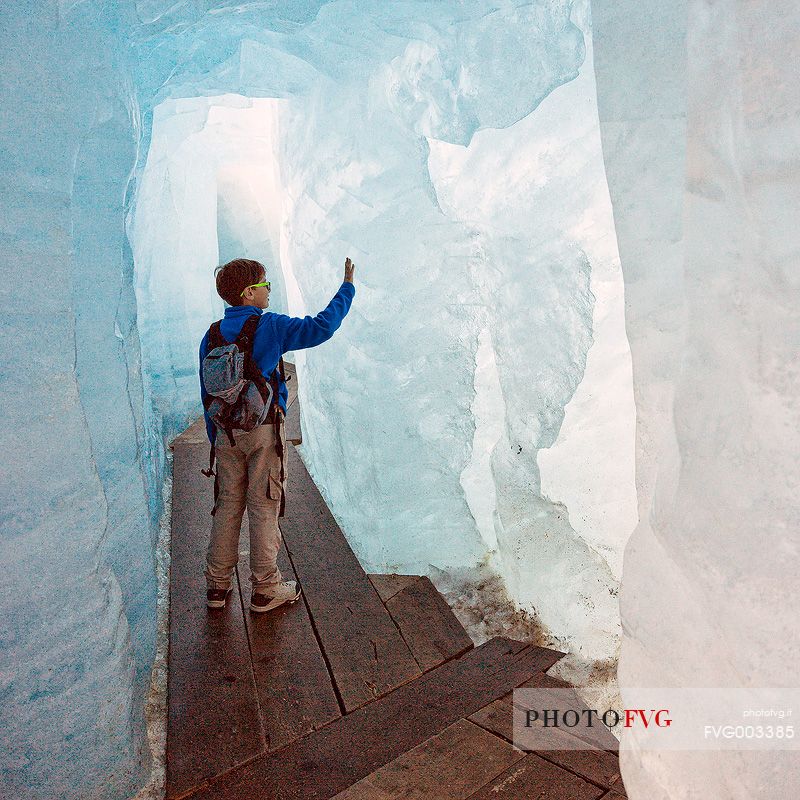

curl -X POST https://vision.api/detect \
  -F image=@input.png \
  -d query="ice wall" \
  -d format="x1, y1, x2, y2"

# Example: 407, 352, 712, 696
129, 0, 595, 583
129, 95, 292, 467
593, 0, 800, 796
3, 1, 639, 796
426, 9, 636, 664
0, 2, 153, 798
130, 0, 635, 669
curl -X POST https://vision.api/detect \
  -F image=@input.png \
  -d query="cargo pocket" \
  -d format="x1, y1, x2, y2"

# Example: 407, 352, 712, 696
266, 470, 283, 501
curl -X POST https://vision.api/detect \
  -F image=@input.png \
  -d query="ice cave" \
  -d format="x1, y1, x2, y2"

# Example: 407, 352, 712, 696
1, 1, 798, 798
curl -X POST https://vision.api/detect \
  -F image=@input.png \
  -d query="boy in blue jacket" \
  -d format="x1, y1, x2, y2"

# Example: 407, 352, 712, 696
200, 257, 355, 612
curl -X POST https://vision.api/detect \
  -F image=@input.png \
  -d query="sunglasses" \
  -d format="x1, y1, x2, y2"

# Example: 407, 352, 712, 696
240, 281, 271, 297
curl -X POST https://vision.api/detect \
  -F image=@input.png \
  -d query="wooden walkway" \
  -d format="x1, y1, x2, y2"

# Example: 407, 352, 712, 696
167, 362, 626, 799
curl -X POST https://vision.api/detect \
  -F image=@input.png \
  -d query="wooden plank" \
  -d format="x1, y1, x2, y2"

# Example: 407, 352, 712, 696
283, 361, 301, 445
537, 751, 625, 797
285, 399, 302, 445
464, 753, 606, 800
331, 719, 524, 800
470, 695, 525, 741
283, 360, 298, 407
467, 671, 549, 740
237, 518, 341, 752
468, 677, 623, 791
471, 694, 621, 755
469, 672, 620, 748
279, 444, 421, 711
470, 698, 624, 790
598, 791, 627, 799
385, 576, 474, 671
172, 416, 209, 446
167, 442, 265, 799
368, 573, 420, 602
186, 637, 565, 800
511, 680, 621, 752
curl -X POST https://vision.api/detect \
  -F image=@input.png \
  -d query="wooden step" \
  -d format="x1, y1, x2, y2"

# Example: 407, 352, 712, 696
283, 361, 302, 445
468, 675, 624, 796
383, 576, 474, 672
332, 716, 610, 800
237, 519, 341, 753
465, 753, 607, 800
279, 444, 421, 712
185, 637, 565, 800
370, 573, 474, 670
368, 573, 419, 601
469, 674, 620, 752
334, 673, 624, 800
331, 718, 524, 800
167, 440, 265, 799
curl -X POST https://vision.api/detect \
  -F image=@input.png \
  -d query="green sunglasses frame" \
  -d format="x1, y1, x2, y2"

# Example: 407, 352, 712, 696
240, 280, 271, 297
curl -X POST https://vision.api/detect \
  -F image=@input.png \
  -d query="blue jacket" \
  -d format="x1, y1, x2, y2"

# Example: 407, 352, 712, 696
199, 281, 355, 444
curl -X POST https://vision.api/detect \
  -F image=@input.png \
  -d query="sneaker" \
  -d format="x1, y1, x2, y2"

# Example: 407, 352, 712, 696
250, 580, 301, 613
206, 587, 233, 608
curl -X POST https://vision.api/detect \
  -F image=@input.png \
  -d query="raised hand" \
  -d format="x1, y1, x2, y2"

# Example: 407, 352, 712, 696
344, 256, 355, 284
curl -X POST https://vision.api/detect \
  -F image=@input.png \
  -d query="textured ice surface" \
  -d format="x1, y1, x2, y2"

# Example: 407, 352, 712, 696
426, 12, 636, 662
3, 1, 643, 796
129, 95, 292, 465
1, 3, 152, 798
593, 0, 800, 796
128, 0, 634, 655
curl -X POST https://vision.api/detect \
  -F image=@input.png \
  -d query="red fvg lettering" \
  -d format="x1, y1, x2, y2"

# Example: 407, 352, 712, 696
624, 709, 672, 728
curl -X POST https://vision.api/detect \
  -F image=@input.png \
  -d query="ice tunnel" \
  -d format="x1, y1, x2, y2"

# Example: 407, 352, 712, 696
2, 0, 798, 798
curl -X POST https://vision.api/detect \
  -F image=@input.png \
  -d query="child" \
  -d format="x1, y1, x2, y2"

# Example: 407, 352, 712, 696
199, 256, 356, 612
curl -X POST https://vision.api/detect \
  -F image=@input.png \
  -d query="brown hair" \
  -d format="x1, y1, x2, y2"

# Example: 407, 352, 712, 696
214, 258, 266, 306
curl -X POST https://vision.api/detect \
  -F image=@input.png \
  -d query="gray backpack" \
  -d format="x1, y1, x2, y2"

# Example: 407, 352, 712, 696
201, 315, 276, 448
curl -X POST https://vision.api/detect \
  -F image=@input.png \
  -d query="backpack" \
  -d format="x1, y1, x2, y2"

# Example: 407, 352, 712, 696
202, 314, 270, 445
201, 313, 286, 444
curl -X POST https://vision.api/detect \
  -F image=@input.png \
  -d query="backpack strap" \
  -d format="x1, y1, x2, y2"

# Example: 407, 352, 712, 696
268, 360, 282, 414
201, 444, 216, 477
210, 472, 220, 516
207, 320, 225, 349
234, 314, 261, 349
221, 422, 237, 447
236, 315, 271, 405
273, 356, 289, 515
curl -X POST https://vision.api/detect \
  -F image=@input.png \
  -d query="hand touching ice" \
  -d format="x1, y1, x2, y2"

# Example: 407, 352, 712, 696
344, 257, 355, 284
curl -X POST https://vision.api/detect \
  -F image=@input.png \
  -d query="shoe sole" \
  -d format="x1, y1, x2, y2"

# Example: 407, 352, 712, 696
250, 587, 302, 613
207, 589, 233, 609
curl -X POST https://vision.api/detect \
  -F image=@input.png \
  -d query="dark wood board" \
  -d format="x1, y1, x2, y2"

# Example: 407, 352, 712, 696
331, 718, 524, 800
385, 576, 474, 671
167, 441, 265, 799
368, 573, 421, 602
187, 637, 564, 800
279, 444, 421, 712
464, 752, 606, 800
237, 520, 341, 752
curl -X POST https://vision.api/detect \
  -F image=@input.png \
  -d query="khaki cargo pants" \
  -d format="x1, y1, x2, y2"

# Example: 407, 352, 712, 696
204, 419, 286, 593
